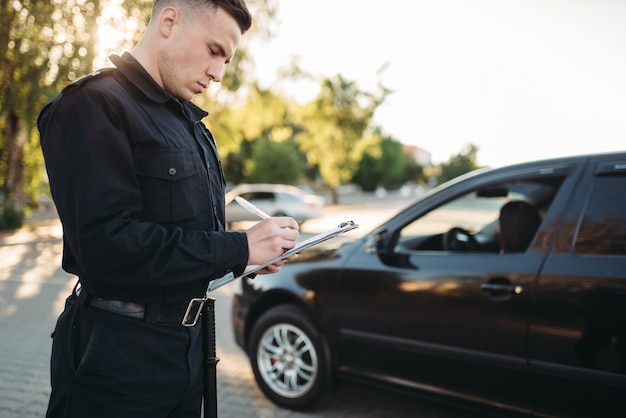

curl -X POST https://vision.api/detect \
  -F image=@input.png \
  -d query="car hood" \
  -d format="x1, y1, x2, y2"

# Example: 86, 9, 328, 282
288, 234, 358, 264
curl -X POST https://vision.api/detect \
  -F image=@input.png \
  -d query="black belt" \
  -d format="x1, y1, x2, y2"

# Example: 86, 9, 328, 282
88, 296, 202, 326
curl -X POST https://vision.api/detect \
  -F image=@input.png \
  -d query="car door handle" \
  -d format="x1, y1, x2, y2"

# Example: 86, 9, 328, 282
480, 283, 524, 295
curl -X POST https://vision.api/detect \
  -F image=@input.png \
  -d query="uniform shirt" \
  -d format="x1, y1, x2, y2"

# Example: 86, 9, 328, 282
38, 52, 248, 304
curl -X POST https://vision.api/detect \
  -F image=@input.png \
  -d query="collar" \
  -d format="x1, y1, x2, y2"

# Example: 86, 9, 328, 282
109, 52, 209, 122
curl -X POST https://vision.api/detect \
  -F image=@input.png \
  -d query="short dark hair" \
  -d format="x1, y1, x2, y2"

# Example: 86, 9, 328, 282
499, 200, 542, 253
153, 0, 252, 33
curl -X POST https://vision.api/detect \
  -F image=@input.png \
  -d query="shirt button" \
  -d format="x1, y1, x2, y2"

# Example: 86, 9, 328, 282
168, 167, 177, 176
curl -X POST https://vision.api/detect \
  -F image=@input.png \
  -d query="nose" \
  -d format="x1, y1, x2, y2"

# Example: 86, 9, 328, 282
207, 63, 223, 83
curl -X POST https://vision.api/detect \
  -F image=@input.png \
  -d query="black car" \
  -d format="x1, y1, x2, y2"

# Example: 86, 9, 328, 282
231, 152, 626, 417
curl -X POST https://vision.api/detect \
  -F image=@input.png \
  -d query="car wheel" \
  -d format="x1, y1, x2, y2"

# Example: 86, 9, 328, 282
248, 304, 330, 410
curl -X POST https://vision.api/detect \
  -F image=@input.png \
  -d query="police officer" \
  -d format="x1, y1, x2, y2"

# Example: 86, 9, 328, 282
37, 1, 299, 417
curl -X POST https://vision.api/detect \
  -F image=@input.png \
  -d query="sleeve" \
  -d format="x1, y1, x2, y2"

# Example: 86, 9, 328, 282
38, 83, 249, 298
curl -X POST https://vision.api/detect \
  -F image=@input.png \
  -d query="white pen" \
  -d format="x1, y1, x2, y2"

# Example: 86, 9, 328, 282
235, 196, 271, 220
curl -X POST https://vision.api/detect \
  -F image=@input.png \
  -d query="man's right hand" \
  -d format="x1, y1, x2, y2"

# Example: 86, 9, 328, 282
245, 217, 299, 271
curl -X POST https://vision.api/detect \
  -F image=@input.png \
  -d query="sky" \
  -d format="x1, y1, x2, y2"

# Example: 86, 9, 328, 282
247, 0, 626, 167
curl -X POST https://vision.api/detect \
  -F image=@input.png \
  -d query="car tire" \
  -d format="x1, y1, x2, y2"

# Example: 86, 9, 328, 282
248, 304, 330, 410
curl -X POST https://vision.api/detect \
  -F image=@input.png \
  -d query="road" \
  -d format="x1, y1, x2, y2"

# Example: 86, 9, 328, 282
0, 192, 479, 417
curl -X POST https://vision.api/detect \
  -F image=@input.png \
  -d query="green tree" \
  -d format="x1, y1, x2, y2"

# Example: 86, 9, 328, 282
1, 0, 102, 227
209, 84, 302, 183
295, 74, 389, 203
246, 139, 303, 184
438, 143, 482, 184
403, 154, 424, 186
352, 135, 424, 191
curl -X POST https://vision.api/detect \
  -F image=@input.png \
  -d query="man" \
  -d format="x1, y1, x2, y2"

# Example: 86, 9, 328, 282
37, 1, 299, 416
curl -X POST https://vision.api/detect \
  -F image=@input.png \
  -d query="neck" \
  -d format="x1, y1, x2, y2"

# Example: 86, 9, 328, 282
130, 35, 162, 88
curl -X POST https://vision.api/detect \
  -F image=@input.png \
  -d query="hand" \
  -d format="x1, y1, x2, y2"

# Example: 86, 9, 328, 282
245, 217, 299, 272
253, 252, 298, 275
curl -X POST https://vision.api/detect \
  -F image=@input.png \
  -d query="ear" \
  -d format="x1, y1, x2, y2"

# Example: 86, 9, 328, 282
158, 7, 179, 38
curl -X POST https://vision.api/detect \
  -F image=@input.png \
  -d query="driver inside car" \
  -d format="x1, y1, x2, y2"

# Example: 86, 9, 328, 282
498, 200, 542, 254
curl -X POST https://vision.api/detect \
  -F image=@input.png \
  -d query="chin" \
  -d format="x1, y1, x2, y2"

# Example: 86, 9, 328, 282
177, 91, 194, 101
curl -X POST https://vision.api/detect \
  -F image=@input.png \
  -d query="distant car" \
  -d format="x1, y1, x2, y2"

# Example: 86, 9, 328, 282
231, 152, 626, 417
225, 184, 324, 228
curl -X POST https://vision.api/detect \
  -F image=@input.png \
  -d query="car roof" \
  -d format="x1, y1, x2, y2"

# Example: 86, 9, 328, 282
398, 150, 625, 213
228, 184, 305, 193
441, 150, 625, 188
225, 184, 308, 202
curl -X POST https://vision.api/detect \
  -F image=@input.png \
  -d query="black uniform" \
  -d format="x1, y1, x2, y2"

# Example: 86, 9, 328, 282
38, 52, 248, 417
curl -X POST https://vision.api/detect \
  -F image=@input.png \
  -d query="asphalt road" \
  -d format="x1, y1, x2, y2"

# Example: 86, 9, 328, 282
0, 192, 480, 417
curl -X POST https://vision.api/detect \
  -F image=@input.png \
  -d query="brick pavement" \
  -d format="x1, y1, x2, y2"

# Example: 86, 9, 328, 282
0, 205, 473, 418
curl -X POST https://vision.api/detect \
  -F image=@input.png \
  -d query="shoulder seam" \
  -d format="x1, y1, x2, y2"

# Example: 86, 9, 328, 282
61, 68, 117, 94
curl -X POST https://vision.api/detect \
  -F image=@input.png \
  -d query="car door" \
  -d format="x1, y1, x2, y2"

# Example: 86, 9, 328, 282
332, 162, 578, 415
528, 155, 626, 417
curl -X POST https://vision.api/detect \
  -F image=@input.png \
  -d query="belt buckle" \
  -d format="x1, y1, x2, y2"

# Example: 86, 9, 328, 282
181, 297, 206, 327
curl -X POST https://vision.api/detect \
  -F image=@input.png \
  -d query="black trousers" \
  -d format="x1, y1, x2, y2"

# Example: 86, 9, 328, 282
46, 293, 204, 418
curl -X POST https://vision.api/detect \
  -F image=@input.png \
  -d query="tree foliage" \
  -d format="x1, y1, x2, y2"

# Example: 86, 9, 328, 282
208, 84, 303, 183
352, 135, 423, 191
438, 143, 482, 184
246, 139, 303, 184
294, 74, 389, 202
1, 0, 103, 226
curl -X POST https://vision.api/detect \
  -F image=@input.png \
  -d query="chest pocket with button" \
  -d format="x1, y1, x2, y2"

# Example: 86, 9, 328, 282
133, 149, 206, 224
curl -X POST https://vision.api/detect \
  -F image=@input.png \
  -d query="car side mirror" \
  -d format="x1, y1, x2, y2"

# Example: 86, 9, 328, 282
365, 228, 389, 253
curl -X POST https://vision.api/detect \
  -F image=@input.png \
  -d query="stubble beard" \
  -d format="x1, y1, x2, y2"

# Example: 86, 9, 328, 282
157, 49, 191, 101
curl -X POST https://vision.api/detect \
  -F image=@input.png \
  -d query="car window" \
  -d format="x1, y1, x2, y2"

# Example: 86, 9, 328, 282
241, 192, 275, 202
279, 193, 302, 203
394, 178, 563, 254
575, 176, 626, 256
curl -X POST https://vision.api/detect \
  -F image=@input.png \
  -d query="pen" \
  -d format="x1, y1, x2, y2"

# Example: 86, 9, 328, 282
235, 196, 272, 220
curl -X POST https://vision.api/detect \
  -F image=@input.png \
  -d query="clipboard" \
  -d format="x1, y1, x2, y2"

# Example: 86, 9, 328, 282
207, 220, 358, 292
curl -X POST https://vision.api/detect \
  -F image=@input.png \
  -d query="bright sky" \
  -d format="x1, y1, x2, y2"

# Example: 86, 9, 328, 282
248, 0, 626, 167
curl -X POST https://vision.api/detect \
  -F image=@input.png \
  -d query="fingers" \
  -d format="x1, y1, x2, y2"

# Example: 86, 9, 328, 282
282, 253, 297, 262
255, 260, 284, 275
245, 217, 300, 266
274, 216, 300, 231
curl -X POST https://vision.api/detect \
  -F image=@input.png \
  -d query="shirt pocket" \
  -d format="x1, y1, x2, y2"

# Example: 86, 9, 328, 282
133, 149, 203, 224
